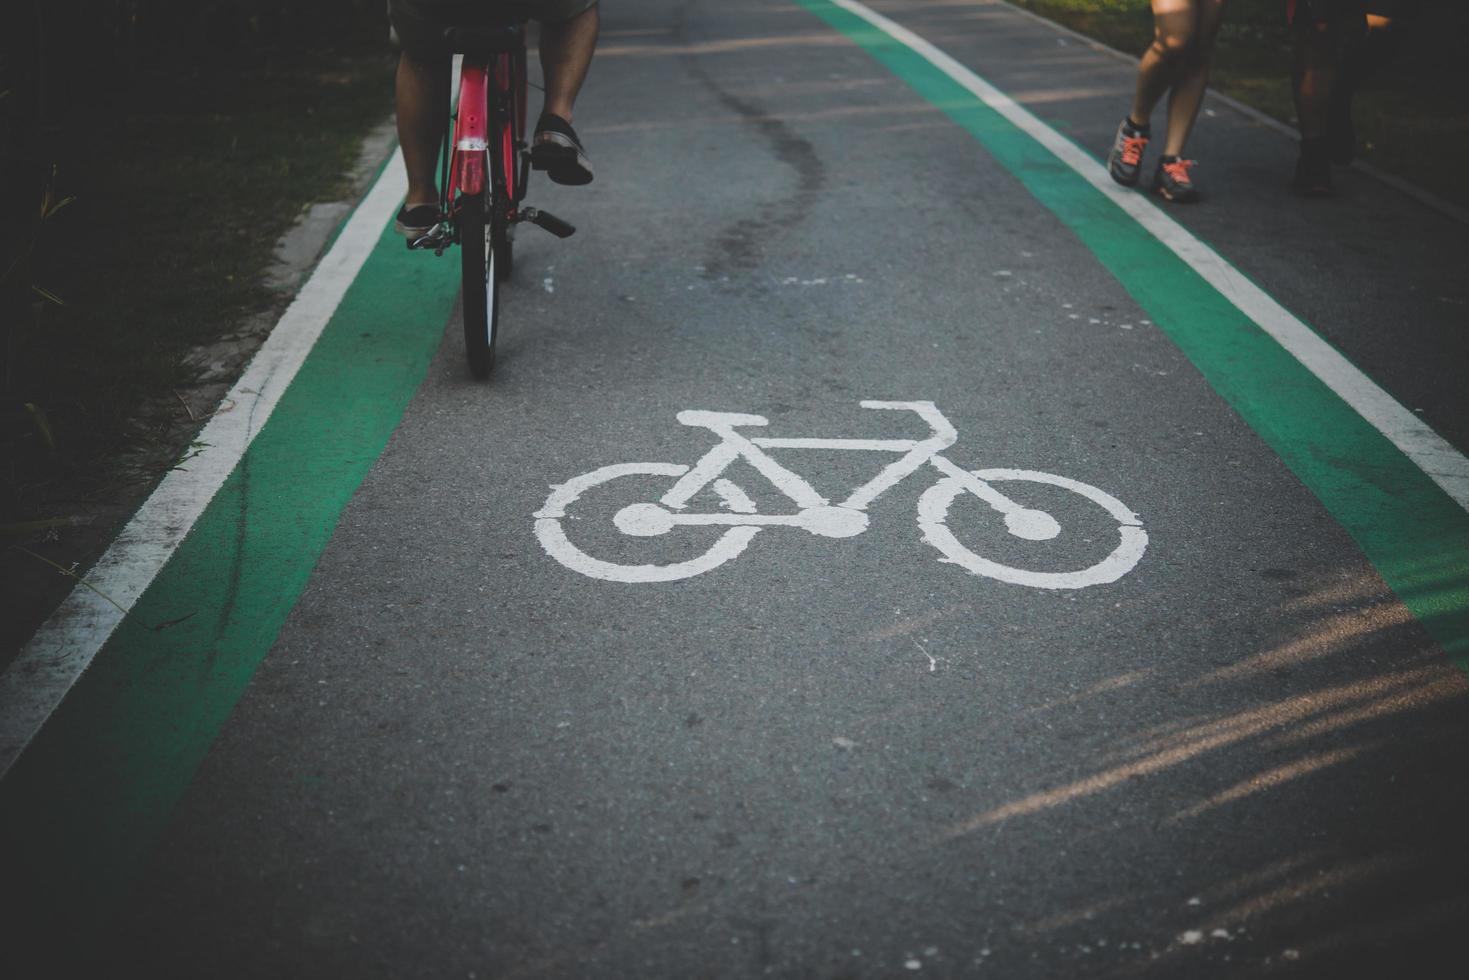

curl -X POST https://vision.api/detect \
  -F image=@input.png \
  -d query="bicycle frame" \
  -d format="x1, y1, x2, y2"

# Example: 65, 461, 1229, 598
414, 24, 574, 378
435, 33, 529, 234
446, 56, 528, 207
447, 59, 491, 201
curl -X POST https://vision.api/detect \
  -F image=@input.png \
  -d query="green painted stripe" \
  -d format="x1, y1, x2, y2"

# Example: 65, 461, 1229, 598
0, 216, 459, 945
795, 0, 1469, 666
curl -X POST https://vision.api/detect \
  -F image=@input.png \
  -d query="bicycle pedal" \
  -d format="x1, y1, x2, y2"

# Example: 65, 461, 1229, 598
408, 224, 453, 253
520, 207, 576, 239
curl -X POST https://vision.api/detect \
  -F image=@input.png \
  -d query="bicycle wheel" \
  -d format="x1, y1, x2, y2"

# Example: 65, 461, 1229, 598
917, 468, 1147, 589
493, 50, 520, 283
458, 191, 497, 378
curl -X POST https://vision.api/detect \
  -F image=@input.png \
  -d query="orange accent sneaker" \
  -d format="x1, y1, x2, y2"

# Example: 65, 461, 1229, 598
1152, 156, 1200, 203
1107, 118, 1151, 187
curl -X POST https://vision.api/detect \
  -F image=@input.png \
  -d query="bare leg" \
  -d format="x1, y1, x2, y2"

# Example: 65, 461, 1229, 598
1160, 0, 1226, 157
1289, 10, 1347, 194
1292, 19, 1336, 141
396, 50, 451, 205
539, 4, 599, 122
1129, 0, 1202, 128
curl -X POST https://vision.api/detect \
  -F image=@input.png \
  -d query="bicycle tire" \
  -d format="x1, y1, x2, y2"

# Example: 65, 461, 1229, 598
492, 49, 519, 284
458, 191, 498, 378
494, 213, 514, 282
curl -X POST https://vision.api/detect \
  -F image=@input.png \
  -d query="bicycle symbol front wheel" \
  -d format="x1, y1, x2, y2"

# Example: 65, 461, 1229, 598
917, 468, 1147, 589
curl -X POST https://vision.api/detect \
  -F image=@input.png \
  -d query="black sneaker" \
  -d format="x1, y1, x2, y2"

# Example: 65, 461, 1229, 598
1292, 137, 1334, 197
394, 203, 439, 238
1107, 117, 1151, 187
1152, 155, 1200, 203
531, 114, 593, 186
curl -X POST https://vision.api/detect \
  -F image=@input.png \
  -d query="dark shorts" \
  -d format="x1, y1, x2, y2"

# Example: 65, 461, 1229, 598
390, 0, 597, 55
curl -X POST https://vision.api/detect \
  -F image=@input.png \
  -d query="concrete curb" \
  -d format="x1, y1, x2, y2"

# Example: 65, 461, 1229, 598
268, 119, 400, 294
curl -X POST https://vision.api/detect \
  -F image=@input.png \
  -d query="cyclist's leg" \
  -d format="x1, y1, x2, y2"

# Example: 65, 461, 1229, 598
396, 52, 451, 205
388, 0, 452, 231
528, 1, 599, 185
537, 1, 599, 124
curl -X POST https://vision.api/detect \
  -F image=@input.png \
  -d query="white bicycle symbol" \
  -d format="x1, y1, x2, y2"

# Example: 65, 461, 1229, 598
534, 401, 1147, 587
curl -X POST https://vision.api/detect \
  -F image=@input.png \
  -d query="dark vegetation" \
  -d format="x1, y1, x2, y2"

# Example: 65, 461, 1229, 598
1, 1, 394, 650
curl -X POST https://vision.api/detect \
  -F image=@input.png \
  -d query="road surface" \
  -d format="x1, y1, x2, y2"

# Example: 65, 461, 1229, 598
3, 1, 1467, 977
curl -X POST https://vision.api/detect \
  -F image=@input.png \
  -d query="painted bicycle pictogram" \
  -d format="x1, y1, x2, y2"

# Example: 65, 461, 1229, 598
533, 401, 1147, 587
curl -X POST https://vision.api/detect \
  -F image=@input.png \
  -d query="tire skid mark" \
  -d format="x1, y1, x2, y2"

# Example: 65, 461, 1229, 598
675, 0, 827, 283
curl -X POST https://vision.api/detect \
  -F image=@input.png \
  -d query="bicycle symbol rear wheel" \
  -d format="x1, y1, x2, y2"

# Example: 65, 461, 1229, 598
917, 468, 1147, 589
534, 463, 761, 583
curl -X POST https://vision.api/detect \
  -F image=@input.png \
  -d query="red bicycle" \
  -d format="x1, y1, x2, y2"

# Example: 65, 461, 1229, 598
409, 21, 575, 378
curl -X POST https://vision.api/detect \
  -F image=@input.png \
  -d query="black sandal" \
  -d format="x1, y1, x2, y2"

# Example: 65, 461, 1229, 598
394, 203, 440, 238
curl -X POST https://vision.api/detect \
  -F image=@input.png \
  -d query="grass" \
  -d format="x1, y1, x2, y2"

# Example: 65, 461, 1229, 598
1, 34, 396, 658
1009, 0, 1469, 210
2, 49, 394, 527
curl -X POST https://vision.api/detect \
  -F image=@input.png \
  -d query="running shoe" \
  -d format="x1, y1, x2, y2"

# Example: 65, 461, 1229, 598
1152, 156, 1200, 203
1292, 137, 1334, 197
531, 114, 594, 186
1107, 117, 1151, 187
394, 203, 439, 238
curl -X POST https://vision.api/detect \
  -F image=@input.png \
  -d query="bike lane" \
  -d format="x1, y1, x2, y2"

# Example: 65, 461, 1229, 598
4, 1, 1468, 977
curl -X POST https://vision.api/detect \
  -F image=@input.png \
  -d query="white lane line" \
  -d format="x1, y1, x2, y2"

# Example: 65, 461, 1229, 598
0, 151, 409, 778
828, 0, 1469, 514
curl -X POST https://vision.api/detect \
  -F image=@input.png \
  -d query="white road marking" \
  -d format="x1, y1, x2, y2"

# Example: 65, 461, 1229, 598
828, 0, 1469, 514
534, 462, 763, 583
714, 478, 757, 513
918, 468, 1147, 589
535, 401, 1147, 586
0, 149, 410, 778
778, 274, 864, 286
913, 638, 939, 673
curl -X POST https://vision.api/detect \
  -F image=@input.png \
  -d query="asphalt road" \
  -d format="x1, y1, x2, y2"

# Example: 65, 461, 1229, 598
7, 1, 1469, 977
